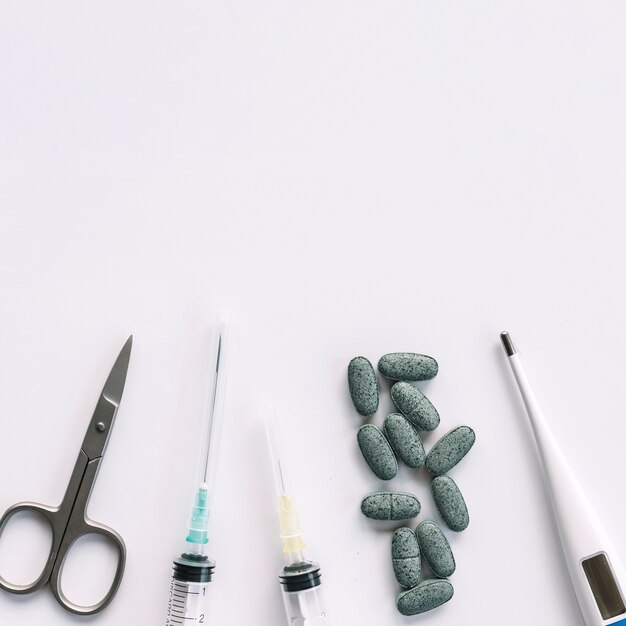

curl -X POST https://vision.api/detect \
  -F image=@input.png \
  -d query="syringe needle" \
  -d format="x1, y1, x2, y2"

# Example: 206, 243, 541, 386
186, 316, 229, 550
265, 407, 306, 561
201, 339, 220, 481
164, 315, 231, 626
200, 316, 229, 492
265, 407, 288, 497
265, 407, 330, 625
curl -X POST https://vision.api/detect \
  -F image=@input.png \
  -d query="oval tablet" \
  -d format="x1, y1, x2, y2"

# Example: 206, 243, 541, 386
357, 424, 398, 480
360, 492, 421, 521
391, 382, 440, 431
348, 357, 379, 417
384, 413, 425, 469
392, 527, 421, 588
426, 426, 476, 476
417, 521, 456, 578
378, 352, 438, 382
396, 579, 454, 616
431, 476, 469, 532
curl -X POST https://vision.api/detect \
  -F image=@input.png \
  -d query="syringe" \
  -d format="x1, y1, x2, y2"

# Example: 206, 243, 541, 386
165, 316, 229, 626
265, 407, 330, 626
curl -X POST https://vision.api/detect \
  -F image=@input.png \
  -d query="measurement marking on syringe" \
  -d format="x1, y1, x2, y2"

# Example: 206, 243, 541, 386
173, 585, 199, 595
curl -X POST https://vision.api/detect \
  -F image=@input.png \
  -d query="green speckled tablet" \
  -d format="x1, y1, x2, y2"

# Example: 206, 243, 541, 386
357, 424, 398, 480
426, 426, 476, 476
378, 353, 438, 382
396, 579, 454, 615
391, 382, 440, 431
348, 357, 379, 416
384, 413, 426, 469
392, 527, 421, 588
361, 492, 421, 521
431, 476, 469, 532
417, 521, 456, 578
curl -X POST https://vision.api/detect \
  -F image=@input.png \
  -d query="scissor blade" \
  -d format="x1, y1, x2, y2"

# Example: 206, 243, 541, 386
102, 336, 133, 406
82, 336, 133, 460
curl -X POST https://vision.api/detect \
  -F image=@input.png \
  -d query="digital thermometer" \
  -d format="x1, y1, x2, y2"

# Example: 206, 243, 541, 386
501, 332, 626, 626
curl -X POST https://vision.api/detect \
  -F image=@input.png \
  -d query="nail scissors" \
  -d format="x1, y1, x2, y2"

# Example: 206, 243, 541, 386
0, 336, 132, 615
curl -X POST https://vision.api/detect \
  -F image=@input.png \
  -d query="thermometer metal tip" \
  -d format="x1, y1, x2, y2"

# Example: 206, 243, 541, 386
500, 331, 516, 356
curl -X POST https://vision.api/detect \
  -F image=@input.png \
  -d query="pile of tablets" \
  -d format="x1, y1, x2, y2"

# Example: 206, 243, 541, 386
348, 353, 475, 616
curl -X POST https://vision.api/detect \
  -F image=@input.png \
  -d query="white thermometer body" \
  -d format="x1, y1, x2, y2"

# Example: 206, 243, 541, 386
502, 333, 626, 626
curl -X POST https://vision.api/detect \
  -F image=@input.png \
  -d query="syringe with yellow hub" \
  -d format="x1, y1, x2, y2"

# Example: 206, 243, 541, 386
265, 407, 330, 626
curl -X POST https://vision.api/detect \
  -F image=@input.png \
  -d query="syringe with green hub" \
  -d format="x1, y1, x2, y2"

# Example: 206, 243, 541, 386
265, 407, 330, 626
164, 316, 229, 626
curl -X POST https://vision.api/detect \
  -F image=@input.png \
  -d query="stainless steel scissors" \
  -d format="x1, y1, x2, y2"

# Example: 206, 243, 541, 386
0, 336, 132, 615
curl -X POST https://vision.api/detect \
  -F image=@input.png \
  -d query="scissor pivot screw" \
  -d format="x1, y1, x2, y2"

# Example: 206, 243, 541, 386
96, 422, 106, 432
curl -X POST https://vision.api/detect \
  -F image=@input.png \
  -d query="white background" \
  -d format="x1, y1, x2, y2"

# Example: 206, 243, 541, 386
1, 1, 626, 625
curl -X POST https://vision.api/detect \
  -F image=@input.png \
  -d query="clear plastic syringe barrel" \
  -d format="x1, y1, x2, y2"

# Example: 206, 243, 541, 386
280, 560, 329, 625
165, 555, 215, 626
